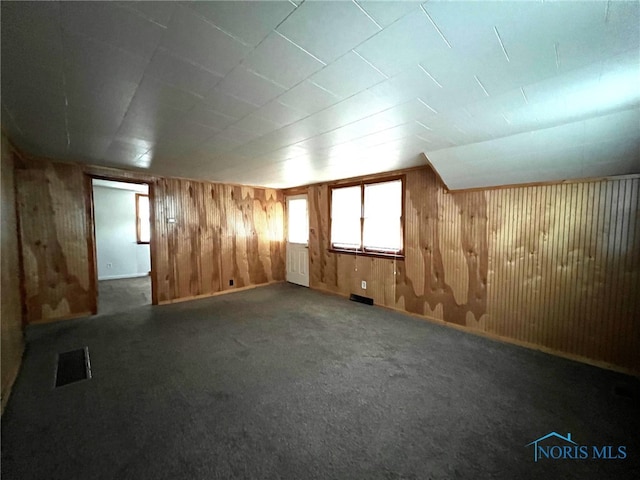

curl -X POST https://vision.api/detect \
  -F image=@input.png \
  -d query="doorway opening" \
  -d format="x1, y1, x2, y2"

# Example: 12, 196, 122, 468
90, 178, 153, 315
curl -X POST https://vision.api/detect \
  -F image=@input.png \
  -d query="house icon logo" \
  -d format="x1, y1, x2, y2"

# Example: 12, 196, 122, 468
526, 432, 627, 462
526, 432, 577, 462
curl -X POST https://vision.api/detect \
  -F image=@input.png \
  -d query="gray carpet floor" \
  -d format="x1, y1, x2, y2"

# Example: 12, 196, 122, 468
2, 283, 638, 480
98, 276, 151, 315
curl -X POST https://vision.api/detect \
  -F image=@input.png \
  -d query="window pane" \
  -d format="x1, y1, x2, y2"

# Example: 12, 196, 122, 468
138, 195, 151, 243
288, 198, 308, 244
363, 180, 401, 251
331, 186, 361, 248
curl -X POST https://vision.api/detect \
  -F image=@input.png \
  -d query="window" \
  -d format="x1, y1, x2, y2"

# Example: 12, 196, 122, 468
136, 193, 150, 244
287, 196, 309, 244
330, 177, 403, 256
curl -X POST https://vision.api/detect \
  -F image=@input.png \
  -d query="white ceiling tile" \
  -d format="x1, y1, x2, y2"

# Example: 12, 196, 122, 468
216, 126, 264, 145
186, 105, 237, 131
278, 80, 340, 114
162, 5, 251, 76
103, 139, 150, 165
68, 134, 112, 161
253, 101, 308, 126
232, 115, 282, 137
356, 1, 420, 28
155, 120, 219, 150
354, 9, 449, 77
601, 1, 640, 56
189, 1, 295, 46
1, 61, 64, 110
243, 32, 325, 88
67, 104, 123, 137
216, 66, 287, 107
277, 1, 381, 63
203, 89, 259, 119
309, 90, 397, 132
61, 2, 163, 61
128, 77, 201, 116
1, 1, 63, 73
199, 136, 244, 155
310, 51, 387, 99
63, 31, 147, 87
145, 48, 223, 97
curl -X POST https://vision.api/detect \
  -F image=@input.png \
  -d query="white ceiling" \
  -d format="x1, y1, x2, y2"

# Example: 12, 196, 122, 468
1, 1, 639, 190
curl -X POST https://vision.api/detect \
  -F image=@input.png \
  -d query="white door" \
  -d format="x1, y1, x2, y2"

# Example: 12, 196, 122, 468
286, 195, 309, 287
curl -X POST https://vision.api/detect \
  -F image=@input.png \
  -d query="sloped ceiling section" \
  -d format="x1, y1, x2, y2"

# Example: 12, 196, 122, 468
1, 1, 639, 189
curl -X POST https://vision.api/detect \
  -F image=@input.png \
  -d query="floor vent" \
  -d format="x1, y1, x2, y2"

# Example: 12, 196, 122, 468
55, 347, 91, 388
349, 294, 374, 306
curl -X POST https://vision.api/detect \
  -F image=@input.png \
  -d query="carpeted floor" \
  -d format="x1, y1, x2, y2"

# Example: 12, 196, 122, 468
2, 283, 638, 479
98, 276, 151, 315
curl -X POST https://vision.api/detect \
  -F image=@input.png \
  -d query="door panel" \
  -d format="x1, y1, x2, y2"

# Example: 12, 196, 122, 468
286, 195, 309, 287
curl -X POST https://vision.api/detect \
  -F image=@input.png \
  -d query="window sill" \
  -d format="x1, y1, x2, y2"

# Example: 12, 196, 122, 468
328, 249, 404, 260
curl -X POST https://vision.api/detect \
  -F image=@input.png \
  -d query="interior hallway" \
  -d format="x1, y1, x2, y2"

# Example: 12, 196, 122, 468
98, 277, 151, 316
2, 284, 638, 480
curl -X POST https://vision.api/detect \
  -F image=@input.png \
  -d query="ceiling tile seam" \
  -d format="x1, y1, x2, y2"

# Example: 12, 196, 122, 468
112, 3, 169, 29
154, 46, 227, 79
186, 6, 253, 48
306, 80, 341, 98
351, 50, 389, 79
351, 0, 383, 30
244, 67, 290, 90
419, 4, 452, 49
418, 64, 443, 88
272, 30, 327, 66
417, 97, 438, 114
473, 75, 490, 97
1, 104, 25, 138
493, 26, 510, 63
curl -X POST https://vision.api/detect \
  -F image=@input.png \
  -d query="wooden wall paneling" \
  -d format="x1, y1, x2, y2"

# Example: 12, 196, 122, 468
307, 166, 639, 373
15, 161, 93, 322
1, 137, 25, 412
266, 189, 285, 282
153, 178, 170, 303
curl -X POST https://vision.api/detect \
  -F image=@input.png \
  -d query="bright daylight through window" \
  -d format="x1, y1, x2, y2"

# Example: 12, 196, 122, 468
330, 178, 403, 256
136, 194, 150, 244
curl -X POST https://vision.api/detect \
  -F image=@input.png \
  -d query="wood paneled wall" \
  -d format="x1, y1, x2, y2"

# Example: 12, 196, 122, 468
307, 167, 640, 373
13, 156, 286, 323
1, 135, 24, 412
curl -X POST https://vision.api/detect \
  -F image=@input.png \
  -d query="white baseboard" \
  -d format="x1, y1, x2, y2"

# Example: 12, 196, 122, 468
98, 273, 150, 281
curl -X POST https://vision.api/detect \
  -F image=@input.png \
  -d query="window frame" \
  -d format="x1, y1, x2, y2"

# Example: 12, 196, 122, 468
329, 175, 405, 259
135, 193, 151, 245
